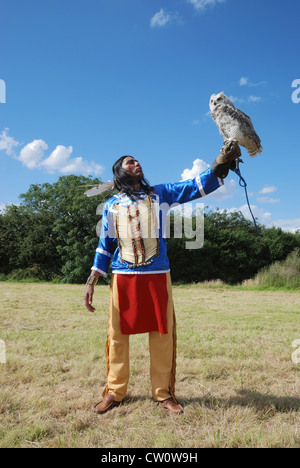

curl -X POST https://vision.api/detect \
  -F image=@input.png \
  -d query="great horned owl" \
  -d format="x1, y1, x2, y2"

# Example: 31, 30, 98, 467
209, 92, 262, 157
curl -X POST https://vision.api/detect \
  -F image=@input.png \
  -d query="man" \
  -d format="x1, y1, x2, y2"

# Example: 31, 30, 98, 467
84, 141, 241, 415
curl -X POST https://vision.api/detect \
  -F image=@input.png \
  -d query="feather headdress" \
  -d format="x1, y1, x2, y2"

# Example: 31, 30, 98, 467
79, 181, 115, 197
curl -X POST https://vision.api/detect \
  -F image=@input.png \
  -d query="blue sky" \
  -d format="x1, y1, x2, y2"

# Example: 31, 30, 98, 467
1, 0, 300, 231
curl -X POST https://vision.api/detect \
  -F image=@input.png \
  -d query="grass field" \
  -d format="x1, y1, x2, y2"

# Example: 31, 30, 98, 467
0, 282, 299, 448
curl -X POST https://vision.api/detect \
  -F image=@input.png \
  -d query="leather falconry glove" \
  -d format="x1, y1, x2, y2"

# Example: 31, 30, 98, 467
211, 141, 242, 179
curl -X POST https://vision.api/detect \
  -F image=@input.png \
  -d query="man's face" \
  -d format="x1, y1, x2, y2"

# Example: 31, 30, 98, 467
122, 156, 143, 181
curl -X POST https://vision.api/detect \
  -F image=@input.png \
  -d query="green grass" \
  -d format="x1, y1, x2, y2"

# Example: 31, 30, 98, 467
0, 282, 299, 448
243, 249, 300, 290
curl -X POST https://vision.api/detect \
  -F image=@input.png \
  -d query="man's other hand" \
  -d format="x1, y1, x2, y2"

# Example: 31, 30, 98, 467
84, 284, 96, 313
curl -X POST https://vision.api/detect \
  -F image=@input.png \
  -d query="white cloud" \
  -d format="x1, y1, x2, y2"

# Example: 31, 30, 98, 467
239, 77, 249, 86
150, 9, 172, 28
40, 144, 72, 172
181, 158, 210, 180
244, 205, 273, 226
0, 128, 21, 156
19, 139, 49, 169
192, 111, 212, 125
0, 202, 6, 214
230, 79, 266, 105
223, 204, 272, 227
40, 145, 103, 176
259, 185, 277, 194
222, 205, 300, 233
180, 165, 295, 232
188, 0, 225, 11
0, 201, 18, 214
0, 129, 103, 176
206, 178, 237, 201
272, 218, 300, 234
229, 95, 262, 105
239, 76, 267, 87
181, 158, 236, 200
256, 197, 280, 204
248, 95, 261, 102
228, 95, 246, 105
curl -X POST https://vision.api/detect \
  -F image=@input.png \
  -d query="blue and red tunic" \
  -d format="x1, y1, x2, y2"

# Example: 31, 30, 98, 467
91, 167, 223, 334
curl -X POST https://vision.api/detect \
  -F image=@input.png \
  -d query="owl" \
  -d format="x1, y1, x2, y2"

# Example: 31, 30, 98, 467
209, 92, 262, 157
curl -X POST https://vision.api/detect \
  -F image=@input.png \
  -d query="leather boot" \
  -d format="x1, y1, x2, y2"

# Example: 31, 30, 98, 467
161, 397, 184, 414
93, 394, 121, 415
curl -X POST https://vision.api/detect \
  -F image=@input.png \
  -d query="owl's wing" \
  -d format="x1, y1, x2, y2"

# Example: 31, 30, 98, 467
224, 105, 262, 150
235, 108, 253, 125
224, 104, 252, 126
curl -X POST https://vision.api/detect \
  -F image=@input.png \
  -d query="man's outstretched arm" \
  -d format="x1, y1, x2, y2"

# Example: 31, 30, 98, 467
155, 141, 241, 206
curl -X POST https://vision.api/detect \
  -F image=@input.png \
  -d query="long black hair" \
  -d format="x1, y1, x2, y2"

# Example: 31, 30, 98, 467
112, 155, 154, 200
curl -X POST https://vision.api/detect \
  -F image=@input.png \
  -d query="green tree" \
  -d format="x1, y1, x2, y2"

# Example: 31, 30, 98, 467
0, 175, 108, 282
167, 209, 300, 284
1, 185, 300, 285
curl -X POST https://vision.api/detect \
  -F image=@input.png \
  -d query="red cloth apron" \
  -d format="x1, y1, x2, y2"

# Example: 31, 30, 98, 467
116, 273, 169, 335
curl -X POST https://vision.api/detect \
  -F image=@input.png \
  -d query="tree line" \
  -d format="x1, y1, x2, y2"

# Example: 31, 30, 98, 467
0, 175, 299, 285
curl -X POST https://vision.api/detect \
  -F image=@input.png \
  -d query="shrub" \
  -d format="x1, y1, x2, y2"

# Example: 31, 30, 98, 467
244, 249, 300, 289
